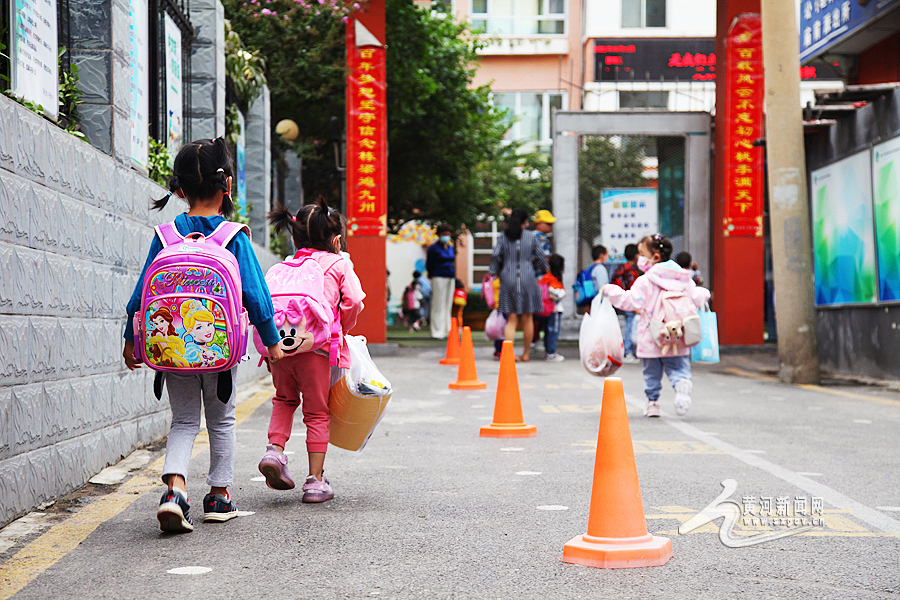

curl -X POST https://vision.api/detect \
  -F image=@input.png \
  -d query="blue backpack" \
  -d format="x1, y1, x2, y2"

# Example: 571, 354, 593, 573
573, 264, 599, 308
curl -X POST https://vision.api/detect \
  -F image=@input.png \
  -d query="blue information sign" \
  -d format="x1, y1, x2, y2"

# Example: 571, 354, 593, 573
799, 0, 900, 63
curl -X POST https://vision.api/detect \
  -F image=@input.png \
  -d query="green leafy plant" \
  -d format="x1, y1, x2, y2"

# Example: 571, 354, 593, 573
270, 224, 292, 258
148, 137, 173, 187
225, 103, 242, 148
57, 48, 87, 140
224, 19, 267, 108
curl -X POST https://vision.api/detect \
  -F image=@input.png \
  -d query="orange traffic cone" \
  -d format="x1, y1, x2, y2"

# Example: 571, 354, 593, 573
449, 326, 487, 390
480, 341, 536, 437
562, 377, 673, 569
439, 317, 460, 365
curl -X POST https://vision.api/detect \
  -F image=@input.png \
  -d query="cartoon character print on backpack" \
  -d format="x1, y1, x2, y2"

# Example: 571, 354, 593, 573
269, 298, 332, 358
142, 298, 229, 369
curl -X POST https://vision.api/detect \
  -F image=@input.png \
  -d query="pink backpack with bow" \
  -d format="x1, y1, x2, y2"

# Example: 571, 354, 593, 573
133, 221, 250, 374
253, 252, 341, 365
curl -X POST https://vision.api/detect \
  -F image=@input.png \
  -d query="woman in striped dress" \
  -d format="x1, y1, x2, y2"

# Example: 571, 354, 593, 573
489, 208, 549, 362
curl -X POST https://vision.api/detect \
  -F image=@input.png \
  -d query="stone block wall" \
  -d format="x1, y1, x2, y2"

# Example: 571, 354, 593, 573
0, 95, 278, 527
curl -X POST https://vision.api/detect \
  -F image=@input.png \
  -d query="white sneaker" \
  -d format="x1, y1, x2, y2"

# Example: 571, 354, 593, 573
623, 355, 641, 364
545, 353, 565, 362
674, 380, 693, 416
644, 401, 660, 417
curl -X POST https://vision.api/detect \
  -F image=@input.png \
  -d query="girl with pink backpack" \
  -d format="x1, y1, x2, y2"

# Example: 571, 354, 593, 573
257, 199, 365, 503
602, 233, 710, 418
123, 138, 285, 532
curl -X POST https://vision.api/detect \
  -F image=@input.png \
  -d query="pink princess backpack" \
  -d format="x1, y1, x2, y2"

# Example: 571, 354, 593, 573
133, 221, 251, 401
252, 251, 341, 366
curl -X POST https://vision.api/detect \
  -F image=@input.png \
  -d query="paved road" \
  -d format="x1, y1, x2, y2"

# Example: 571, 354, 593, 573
2, 343, 899, 599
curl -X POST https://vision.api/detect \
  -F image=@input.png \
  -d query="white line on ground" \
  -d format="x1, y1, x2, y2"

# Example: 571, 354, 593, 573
515, 471, 542, 475
536, 505, 569, 511
796, 472, 823, 477
470, 405, 486, 409
250, 476, 266, 482
745, 450, 767, 454
167, 566, 212, 575
583, 376, 900, 535
500, 448, 525, 452
876, 506, 900, 512
853, 419, 872, 424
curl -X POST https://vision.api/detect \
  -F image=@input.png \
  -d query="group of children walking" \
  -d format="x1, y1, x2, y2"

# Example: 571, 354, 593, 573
121, 138, 709, 534
123, 138, 364, 532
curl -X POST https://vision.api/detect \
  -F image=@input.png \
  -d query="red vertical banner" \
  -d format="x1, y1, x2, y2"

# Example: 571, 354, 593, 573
346, 21, 388, 237
722, 14, 764, 237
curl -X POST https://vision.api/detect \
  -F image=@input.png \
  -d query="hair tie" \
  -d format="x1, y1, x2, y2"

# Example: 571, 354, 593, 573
216, 168, 224, 174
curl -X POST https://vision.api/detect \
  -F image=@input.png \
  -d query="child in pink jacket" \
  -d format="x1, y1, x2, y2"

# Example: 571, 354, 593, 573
257, 199, 365, 502
603, 234, 710, 418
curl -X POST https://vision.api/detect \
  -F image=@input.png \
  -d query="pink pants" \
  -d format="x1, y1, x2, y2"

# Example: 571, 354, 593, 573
268, 351, 331, 453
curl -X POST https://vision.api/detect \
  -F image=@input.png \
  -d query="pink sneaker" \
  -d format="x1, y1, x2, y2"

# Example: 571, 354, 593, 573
302, 474, 334, 503
258, 445, 295, 490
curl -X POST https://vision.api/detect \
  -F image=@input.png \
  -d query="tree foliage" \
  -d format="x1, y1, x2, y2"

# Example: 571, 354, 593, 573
222, 0, 354, 161
385, 0, 510, 230
578, 136, 647, 203
224, 0, 538, 229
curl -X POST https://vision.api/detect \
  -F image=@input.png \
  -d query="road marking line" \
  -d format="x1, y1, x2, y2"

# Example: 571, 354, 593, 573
536, 505, 569, 511
877, 506, 900, 512
0, 385, 275, 600
797, 383, 900, 407
572, 440, 724, 454
797, 472, 823, 477
662, 409, 900, 534
167, 566, 212, 575
581, 375, 900, 535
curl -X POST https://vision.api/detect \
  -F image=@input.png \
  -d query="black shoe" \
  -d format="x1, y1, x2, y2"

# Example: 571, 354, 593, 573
202, 493, 238, 522
157, 489, 194, 532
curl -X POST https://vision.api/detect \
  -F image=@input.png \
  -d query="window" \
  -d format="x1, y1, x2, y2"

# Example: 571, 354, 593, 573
493, 91, 564, 151
619, 91, 669, 110
622, 0, 666, 28
472, 0, 566, 35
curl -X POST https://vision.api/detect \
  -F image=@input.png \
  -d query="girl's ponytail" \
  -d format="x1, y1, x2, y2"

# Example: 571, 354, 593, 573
271, 197, 342, 254
151, 138, 234, 216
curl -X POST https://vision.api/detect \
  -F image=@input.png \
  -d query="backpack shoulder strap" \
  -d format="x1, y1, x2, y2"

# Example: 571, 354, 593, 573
206, 221, 251, 248
155, 222, 184, 248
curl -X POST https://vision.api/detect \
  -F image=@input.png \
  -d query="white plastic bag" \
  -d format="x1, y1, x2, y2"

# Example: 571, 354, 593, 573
328, 335, 392, 452
579, 294, 624, 377
484, 309, 507, 341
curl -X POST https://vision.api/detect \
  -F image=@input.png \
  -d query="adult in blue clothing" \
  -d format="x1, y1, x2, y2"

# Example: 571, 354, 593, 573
426, 223, 456, 339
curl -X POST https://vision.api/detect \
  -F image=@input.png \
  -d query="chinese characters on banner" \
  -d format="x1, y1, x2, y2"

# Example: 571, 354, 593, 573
723, 15, 764, 238
346, 23, 387, 237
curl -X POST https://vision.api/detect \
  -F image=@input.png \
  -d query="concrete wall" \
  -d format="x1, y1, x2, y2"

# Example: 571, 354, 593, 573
804, 89, 900, 380
189, 0, 227, 139
0, 94, 278, 527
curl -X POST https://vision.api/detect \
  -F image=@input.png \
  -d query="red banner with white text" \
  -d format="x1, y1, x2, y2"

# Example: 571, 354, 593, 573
346, 21, 387, 237
722, 14, 764, 238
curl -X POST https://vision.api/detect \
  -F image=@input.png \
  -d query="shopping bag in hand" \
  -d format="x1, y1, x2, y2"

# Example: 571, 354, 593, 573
484, 309, 507, 341
579, 294, 624, 377
690, 304, 720, 363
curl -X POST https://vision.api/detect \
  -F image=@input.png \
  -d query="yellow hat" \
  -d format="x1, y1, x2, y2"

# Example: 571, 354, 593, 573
534, 209, 557, 224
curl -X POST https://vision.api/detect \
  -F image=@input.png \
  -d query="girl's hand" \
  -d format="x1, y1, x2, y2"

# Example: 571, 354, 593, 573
601, 284, 609, 296
267, 343, 285, 365
123, 340, 142, 371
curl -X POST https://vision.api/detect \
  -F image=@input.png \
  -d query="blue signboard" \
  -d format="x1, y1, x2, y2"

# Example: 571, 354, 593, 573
800, 0, 900, 63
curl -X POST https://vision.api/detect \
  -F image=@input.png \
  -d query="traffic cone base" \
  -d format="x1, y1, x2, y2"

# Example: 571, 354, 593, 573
449, 379, 488, 390
439, 318, 460, 365
449, 326, 486, 389
562, 533, 673, 569
479, 423, 537, 438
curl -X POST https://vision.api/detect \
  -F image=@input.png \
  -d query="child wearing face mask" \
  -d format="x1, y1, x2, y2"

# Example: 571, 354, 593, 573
602, 234, 710, 418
